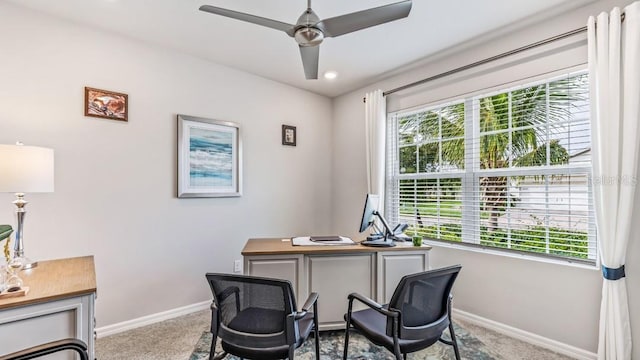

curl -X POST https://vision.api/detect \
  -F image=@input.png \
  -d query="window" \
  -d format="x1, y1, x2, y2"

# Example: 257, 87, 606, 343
387, 72, 595, 262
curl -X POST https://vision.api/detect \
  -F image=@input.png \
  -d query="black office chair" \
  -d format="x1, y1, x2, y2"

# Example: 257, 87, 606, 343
205, 273, 320, 360
343, 265, 462, 360
0, 339, 89, 360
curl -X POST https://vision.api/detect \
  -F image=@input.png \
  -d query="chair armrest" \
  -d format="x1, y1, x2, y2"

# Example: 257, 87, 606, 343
295, 292, 319, 319
0, 339, 88, 360
301, 292, 319, 312
348, 293, 398, 318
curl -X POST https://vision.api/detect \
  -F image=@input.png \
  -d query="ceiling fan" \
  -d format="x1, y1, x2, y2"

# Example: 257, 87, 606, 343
199, 0, 413, 80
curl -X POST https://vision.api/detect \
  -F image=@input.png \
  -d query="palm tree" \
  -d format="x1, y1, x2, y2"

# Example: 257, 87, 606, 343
399, 74, 586, 232
476, 76, 586, 230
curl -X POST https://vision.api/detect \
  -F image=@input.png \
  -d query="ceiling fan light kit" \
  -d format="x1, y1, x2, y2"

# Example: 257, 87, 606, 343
295, 27, 324, 47
199, 0, 412, 80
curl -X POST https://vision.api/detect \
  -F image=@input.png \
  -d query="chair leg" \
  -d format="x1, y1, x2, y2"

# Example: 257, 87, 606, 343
391, 317, 402, 360
343, 319, 351, 359
288, 345, 295, 359
209, 334, 217, 360
392, 344, 402, 360
313, 302, 320, 360
403, 353, 407, 360
449, 321, 461, 360
208, 335, 228, 360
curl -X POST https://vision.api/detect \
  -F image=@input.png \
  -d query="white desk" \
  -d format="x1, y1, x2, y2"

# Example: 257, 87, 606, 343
242, 238, 431, 330
0, 256, 96, 359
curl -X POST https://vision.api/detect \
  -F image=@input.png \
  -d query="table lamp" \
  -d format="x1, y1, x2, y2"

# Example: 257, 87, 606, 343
0, 143, 54, 269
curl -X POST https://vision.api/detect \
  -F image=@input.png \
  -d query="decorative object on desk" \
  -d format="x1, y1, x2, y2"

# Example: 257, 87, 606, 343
0, 265, 25, 298
412, 235, 423, 247
0, 143, 54, 270
0, 225, 12, 262
84, 87, 128, 121
0, 286, 29, 299
282, 125, 296, 146
0, 242, 25, 297
0, 225, 12, 241
177, 115, 242, 198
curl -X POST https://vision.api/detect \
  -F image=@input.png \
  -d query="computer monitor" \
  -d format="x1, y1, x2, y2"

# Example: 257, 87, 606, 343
359, 194, 379, 233
358, 194, 395, 247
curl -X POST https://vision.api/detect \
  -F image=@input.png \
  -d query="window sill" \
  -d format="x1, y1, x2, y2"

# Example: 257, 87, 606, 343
423, 239, 599, 270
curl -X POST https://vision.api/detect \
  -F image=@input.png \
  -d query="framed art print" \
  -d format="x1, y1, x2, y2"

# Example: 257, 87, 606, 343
177, 114, 242, 198
84, 87, 128, 121
282, 125, 296, 146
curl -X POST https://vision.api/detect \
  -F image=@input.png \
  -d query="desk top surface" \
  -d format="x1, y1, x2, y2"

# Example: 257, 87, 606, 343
0, 256, 96, 310
242, 238, 431, 256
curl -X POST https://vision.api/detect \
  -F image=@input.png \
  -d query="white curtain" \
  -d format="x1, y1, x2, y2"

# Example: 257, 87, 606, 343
365, 89, 387, 212
588, 2, 640, 359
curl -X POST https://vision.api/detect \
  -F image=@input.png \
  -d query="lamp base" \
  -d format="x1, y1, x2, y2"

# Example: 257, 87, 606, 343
10, 256, 38, 270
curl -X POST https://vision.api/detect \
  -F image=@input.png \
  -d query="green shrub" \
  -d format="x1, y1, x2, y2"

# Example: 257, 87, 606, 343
413, 223, 588, 259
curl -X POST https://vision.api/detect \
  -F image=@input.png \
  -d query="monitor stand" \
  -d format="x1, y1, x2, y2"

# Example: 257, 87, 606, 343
360, 237, 396, 247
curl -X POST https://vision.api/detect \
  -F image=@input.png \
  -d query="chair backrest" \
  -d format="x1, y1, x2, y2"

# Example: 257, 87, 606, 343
386, 265, 462, 339
205, 273, 297, 346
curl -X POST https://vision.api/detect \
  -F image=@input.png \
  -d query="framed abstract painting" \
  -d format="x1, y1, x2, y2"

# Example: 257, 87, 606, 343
177, 114, 242, 198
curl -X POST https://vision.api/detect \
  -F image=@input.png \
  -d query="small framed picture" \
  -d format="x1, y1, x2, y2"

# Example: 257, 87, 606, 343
282, 125, 296, 146
84, 87, 128, 121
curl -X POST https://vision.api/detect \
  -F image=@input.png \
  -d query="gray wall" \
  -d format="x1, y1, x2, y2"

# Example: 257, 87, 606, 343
331, 0, 639, 355
0, 3, 333, 327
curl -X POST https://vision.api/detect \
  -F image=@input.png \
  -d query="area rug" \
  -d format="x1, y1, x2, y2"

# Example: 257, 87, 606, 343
189, 323, 499, 359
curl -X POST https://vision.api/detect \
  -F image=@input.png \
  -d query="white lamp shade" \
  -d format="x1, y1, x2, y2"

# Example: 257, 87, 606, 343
0, 144, 54, 193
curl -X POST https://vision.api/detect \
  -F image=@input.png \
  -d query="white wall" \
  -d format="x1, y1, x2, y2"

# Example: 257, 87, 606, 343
332, 0, 638, 355
0, 3, 333, 327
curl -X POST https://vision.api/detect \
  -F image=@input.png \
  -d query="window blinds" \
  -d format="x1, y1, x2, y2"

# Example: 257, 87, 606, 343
386, 72, 595, 262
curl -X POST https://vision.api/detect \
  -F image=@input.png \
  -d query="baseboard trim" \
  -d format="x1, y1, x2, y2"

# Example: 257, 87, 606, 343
95, 300, 210, 338
453, 309, 596, 360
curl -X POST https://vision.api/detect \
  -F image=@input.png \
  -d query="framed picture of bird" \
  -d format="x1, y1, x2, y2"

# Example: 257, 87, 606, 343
84, 87, 128, 121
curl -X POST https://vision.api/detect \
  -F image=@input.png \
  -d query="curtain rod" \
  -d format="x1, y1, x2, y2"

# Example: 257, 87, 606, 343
382, 26, 587, 97
363, 12, 625, 102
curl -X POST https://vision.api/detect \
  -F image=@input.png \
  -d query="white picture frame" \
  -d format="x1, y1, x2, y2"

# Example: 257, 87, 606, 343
177, 114, 242, 198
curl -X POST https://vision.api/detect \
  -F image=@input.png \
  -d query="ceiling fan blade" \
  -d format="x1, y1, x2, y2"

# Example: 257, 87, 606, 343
199, 5, 296, 37
299, 45, 319, 80
317, 0, 412, 38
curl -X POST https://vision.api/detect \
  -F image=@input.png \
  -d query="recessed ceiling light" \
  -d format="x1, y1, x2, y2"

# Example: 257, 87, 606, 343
324, 71, 338, 80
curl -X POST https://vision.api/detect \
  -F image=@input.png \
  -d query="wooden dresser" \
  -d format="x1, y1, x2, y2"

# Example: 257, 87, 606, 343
0, 256, 96, 359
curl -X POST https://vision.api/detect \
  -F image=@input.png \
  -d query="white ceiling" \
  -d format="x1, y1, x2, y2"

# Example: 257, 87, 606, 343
9, 0, 594, 97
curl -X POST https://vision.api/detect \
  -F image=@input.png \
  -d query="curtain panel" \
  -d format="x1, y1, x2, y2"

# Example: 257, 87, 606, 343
365, 90, 387, 212
588, 2, 640, 359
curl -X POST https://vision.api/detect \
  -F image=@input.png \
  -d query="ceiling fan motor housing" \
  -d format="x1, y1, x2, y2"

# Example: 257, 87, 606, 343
295, 27, 324, 46
295, 8, 323, 46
